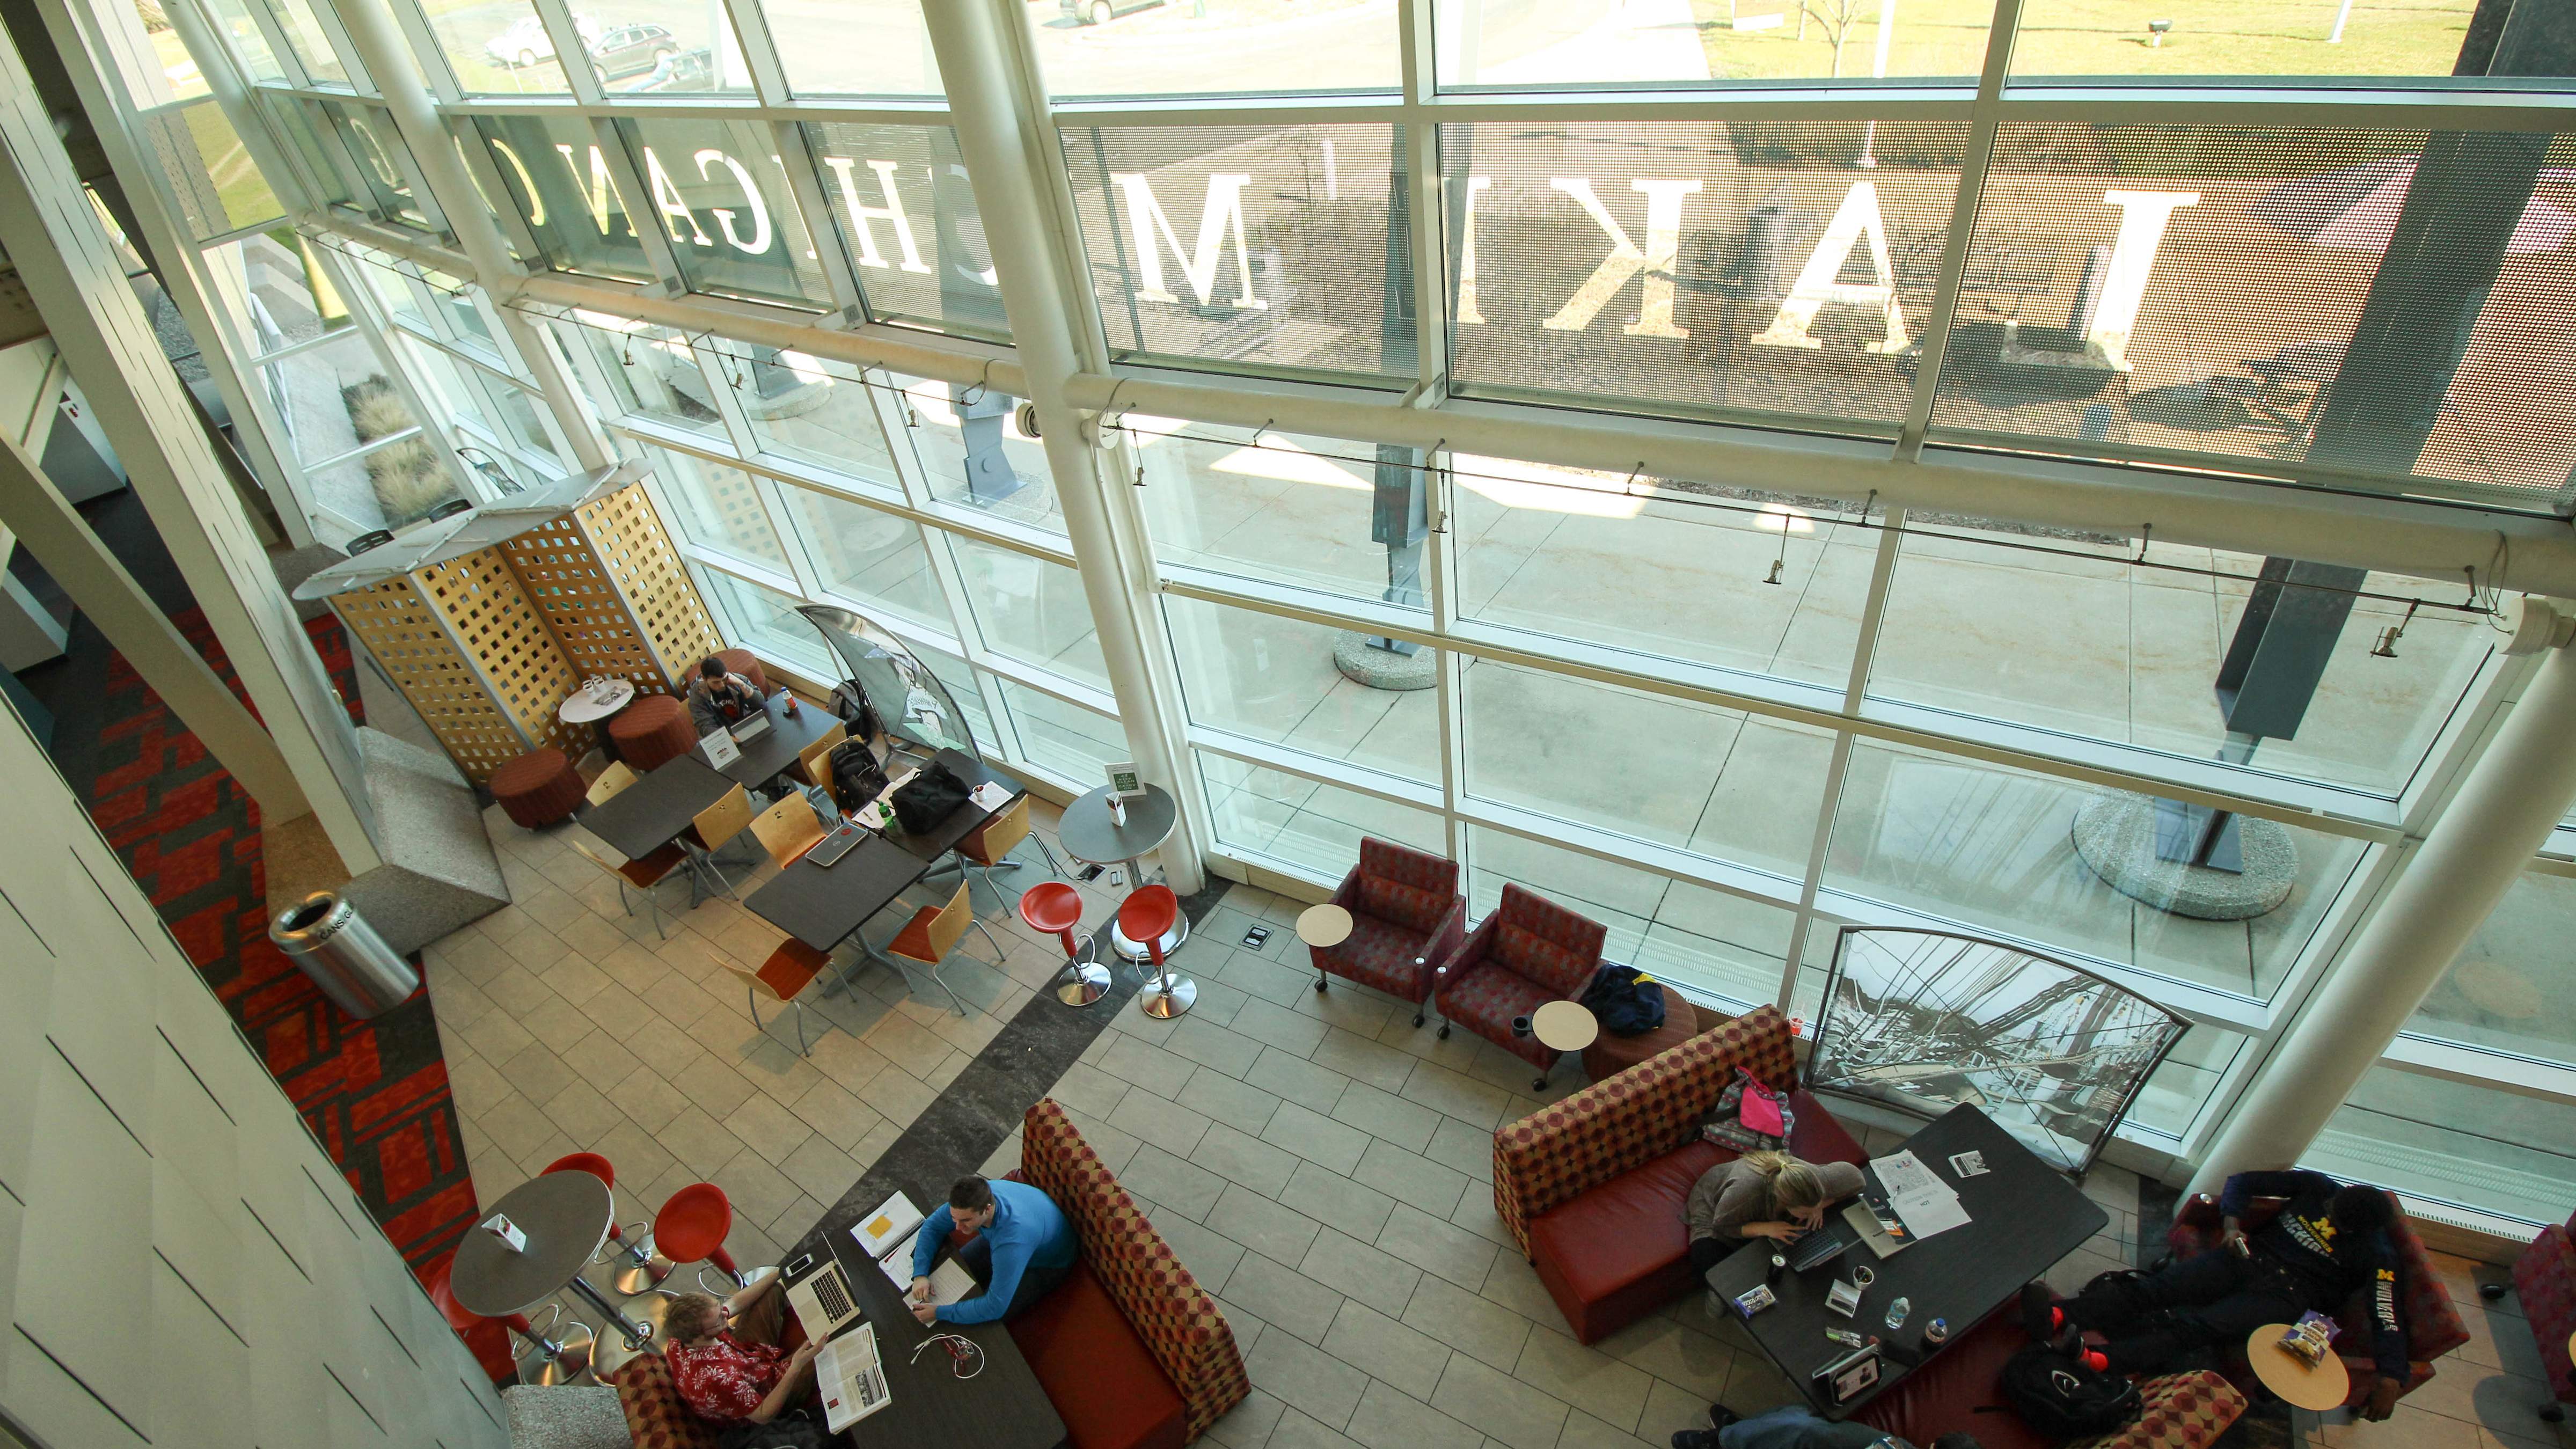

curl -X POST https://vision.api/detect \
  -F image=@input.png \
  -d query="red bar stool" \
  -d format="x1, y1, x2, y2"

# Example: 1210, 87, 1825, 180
1020, 881, 1108, 1008
427, 1257, 594, 1386
654, 1182, 746, 1292
1119, 885, 1192, 1020
543, 1152, 669, 1296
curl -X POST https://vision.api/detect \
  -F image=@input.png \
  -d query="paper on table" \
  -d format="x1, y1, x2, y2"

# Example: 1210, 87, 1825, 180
1871, 1150, 1972, 1239
969, 781, 1012, 813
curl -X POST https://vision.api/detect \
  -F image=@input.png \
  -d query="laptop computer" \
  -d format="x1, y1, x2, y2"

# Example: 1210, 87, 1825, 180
807, 819, 866, 867
730, 712, 772, 744
786, 1258, 864, 1343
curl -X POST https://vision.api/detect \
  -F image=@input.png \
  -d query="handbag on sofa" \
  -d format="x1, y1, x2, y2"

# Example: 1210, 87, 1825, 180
1701, 1067, 1795, 1153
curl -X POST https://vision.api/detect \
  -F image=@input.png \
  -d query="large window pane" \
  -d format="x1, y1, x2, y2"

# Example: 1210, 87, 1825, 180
266, 0, 349, 83
584, 2, 752, 95
395, 335, 489, 434
1823, 741, 2368, 1000
1930, 126, 2576, 504
2010, 0, 2492, 80
473, 114, 656, 282
1443, 121, 1965, 429
649, 447, 787, 569
615, 119, 829, 308
771, 2, 938, 96
1030, 5, 1396, 98
1436, 0, 1986, 86
2309, 1067, 2575, 1227
2407, 870, 2576, 1069
999, 682, 1126, 788
1468, 826, 1795, 1011
207, 0, 284, 82
916, 641, 992, 751
1461, 660, 1833, 880
1063, 125, 1414, 380
561, 315, 726, 437
415, 0, 569, 93
323, 101, 428, 229
799, 124, 1006, 338
715, 346, 898, 486
896, 375, 1060, 533
776, 488, 947, 631
1138, 423, 1422, 604
2130, 1028, 2244, 1140
1866, 522, 2492, 797
143, 101, 281, 238
259, 93, 353, 210
1164, 596, 1439, 784
1453, 454, 1865, 688
208, 233, 353, 355
1201, 754, 1444, 881
694, 565, 835, 680
946, 539, 1106, 690
264, 331, 402, 466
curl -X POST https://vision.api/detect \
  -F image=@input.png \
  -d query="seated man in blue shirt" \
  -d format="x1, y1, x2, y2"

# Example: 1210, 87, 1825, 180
907, 1174, 1079, 1326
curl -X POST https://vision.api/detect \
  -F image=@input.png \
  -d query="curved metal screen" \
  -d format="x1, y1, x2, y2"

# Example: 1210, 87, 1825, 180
1808, 926, 2189, 1177
795, 604, 978, 760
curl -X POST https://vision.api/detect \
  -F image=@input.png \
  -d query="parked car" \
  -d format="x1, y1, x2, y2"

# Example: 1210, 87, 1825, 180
482, 13, 598, 69
1059, 0, 1164, 24
586, 23, 680, 82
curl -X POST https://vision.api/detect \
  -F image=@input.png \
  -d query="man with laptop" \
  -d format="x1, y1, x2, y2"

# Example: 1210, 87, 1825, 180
661, 1271, 824, 1429
688, 654, 767, 735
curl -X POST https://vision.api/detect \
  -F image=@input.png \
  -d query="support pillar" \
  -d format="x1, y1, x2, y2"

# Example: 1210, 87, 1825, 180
921, 0, 1201, 894
2189, 599, 2576, 1195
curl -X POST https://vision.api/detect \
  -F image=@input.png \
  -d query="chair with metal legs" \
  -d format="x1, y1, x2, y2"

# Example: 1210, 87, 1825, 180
708, 943, 832, 1057
1121, 885, 1192, 1020
428, 1257, 595, 1387
566, 836, 689, 939
882, 879, 1004, 1017
1020, 881, 1108, 1007
542, 1152, 668, 1296
933, 796, 1063, 894
685, 785, 758, 900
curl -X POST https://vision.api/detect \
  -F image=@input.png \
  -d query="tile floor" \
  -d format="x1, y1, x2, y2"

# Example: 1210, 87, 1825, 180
433, 798, 2568, 1449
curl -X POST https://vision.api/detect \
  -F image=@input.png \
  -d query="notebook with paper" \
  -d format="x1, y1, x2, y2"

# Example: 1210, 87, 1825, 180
816, 1321, 890, 1431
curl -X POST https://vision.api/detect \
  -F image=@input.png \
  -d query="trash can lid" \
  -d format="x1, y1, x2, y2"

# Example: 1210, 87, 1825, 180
272, 892, 351, 944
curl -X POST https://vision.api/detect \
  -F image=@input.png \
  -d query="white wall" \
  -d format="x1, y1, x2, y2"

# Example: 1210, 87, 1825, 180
0, 695, 509, 1449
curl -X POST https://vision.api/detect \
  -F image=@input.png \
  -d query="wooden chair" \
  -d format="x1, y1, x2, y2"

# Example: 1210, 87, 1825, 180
791, 721, 847, 811
583, 760, 638, 807
707, 943, 832, 1057
941, 796, 1062, 895
747, 793, 826, 870
881, 880, 1003, 1016
566, 836, 688, 939
685, 785, 757, 899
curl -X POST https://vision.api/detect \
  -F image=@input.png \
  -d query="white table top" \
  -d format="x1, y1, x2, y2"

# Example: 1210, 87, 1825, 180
560, 677, 636, 724
1533, 1000, 1600, 1052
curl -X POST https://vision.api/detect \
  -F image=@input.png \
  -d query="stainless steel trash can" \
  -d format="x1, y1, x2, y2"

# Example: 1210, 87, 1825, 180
269, 892, 418, 1019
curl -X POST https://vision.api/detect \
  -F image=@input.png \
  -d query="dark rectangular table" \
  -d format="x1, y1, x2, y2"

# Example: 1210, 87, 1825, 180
787, 1227, 1064, 1449
744, 750, 1025, 953
1705, 1104, 2107, 1419
574, 754, 731, 860
718, 690, 842, 790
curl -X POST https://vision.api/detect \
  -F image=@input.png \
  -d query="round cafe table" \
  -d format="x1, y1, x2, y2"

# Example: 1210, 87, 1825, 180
560, 678, 637, 762
1059, 784, 1186, 963
2244, 1322, 2351, 1411
450, 1170, 658, 1373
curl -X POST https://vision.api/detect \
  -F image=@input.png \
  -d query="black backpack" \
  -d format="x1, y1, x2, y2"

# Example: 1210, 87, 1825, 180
1995, 1342, 2142, 1438
1579, 964, 1667, 1036
827, 738, 889, 816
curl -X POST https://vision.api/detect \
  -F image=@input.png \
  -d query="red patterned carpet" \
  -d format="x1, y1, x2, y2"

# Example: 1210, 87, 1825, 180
85, 608, 481, 1272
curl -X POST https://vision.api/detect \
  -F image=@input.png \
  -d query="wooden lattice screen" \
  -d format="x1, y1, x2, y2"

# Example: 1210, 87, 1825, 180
409, 547, 586, 775
578, 481, 722, 684
332, 573, 541, 783
501, 515, 671, 692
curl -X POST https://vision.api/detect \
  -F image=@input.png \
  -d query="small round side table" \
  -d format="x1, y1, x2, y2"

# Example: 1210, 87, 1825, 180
2245, 1323, 2351, 1411
1299, 903, 1354, 994
1533, 1000, 1600, 1053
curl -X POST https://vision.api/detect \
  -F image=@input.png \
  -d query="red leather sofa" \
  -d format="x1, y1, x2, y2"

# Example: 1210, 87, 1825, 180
1491, 1004, 1867, 1343
1008, 1098, 1250, 1449
1855, 1314, 2245, 1449
2168, 1189, 2466, 1413
2510, 1206, 2576, 1423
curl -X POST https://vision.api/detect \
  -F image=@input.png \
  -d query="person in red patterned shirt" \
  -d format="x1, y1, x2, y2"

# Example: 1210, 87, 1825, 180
663, 1274, 820, 1426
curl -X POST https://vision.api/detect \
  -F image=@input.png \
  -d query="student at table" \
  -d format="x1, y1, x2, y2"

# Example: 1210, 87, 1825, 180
908, 1174, 1078, 1326
687, 655, 766, 735
663, 1271, 822, 1426
2021, 1169, 2409, 1421
1684, 1150, 1867, 1272
1672, 1402, 1985, 1449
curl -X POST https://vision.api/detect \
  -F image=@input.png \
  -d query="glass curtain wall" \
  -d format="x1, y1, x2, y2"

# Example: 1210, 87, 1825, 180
150, 0, 2576, 1222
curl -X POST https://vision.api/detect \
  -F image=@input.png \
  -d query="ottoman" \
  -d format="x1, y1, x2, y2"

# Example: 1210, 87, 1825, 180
1580, 984, 1711, 1082
608, 693, 696, 771
716, 647, 767, 694
489, 747, 584, 829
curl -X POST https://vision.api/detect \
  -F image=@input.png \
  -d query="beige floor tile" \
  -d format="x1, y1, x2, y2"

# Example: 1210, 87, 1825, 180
661, 1107, 753, 1180
612, 1064, 692, 1135
1212, 1184, 1328, 1267
1279, 1163, 1397, 1245
722, 1091, 813, 1167
1111, 1086, 1215, 1159
1377, 1202, 1499, 1290
1224, 1251, 1346, 1346
789, 1079, 888, 1154
1355, 1140, 1470, 1220
1400, 1064, 1512, 1132
1310, 1028, 1421, 1095
1248, 1332, 1371, 1430
1194, 1123, 1306, 1200
1431, 1351, 1571, 1449
1516, 1324, 1652, 1431
1402, 1272, 1534, 1373
777, 1136, 859, 1205
1249, 1049, 1355, 1115
1324, 1304, 1454, 1403
1302, 1226, 1423, 1318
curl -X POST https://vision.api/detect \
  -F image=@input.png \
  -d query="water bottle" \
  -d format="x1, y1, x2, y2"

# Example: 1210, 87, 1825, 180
1884, 1295, 1911, 1331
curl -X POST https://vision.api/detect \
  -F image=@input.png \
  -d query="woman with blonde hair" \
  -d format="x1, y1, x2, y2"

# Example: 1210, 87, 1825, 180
1683, 1148, 1865, 1272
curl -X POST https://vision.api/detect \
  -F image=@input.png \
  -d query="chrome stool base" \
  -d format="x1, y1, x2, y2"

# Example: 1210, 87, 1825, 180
516, 1318, 596, 1387
1056, 961, 1112, 1006
1140, 975, 1196, 1020
611, 1250, 672, 1296
1110, 912, 1188, 964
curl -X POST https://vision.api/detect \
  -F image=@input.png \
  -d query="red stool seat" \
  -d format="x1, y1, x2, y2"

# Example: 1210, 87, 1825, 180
425, 1258, 519, 1384
608, 693, 696, 771
716, 648, 767, 694
1118, 885, 1178, 953
1020, 882, 1085, 954
544, 1153, 622, 1241
491, 747, 584, 829
654, 1183, 740, 1279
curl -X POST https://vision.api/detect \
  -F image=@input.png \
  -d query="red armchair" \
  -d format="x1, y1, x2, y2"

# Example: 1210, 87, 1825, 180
1312, 838, 1465, 1028
1432, 883, 1606, 1088
2506, 1207, 2576, 1424
2167, 1189, 2467, 1413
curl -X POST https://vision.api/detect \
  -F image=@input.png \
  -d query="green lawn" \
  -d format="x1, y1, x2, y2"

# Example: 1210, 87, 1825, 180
1687, 0, 2476, 81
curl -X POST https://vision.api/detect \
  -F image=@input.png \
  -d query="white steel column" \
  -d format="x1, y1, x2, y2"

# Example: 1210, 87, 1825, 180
922, 0, 1202, 894
2189, 601, 2576, 1194
324, 0, 617, 474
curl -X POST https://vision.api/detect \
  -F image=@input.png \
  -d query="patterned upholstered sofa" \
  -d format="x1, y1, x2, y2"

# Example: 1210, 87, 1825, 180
1856, 1315, 2246, 1449
1491, 1004, 1868, 1342
2168, 1189, 2467, 1413
1009, 1097, 1250, 1449
2511, 1207, 2576, 1423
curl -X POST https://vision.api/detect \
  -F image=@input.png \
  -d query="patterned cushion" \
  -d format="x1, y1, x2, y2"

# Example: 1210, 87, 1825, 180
1492, 924, 1592, 998
1358, 838, 1457, 898
2069, 1370, 2247, 1449
1319, 914, 1435, 1002
1358, 874, 1448, 936
1495, 885, 1606, 995
2512, 1223, 2576, 1404
1492, 1005, 1797, 1254
1021, 1099, 1250, 1440
610, 1351, 722, 1449
1440, 963, 1561, 1069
